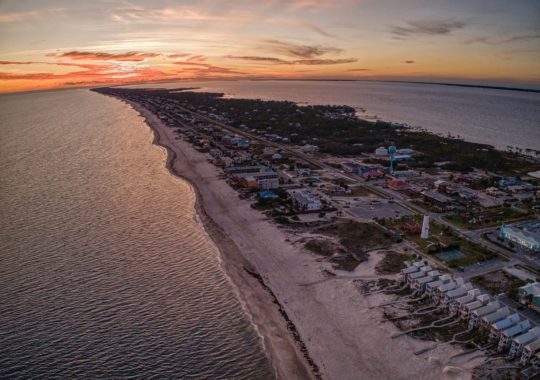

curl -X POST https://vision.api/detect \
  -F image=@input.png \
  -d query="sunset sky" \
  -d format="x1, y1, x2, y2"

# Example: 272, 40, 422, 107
0, 0, 539, 93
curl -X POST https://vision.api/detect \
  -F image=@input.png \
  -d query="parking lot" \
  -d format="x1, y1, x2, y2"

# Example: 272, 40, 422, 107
342, 197, 414, 220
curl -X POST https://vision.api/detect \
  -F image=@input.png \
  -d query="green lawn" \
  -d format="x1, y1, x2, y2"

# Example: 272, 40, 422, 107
443, 207, 529, 230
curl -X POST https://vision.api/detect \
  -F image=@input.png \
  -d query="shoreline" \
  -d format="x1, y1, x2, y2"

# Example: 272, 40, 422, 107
106, 93, 484, 380
122, 97, 316, 380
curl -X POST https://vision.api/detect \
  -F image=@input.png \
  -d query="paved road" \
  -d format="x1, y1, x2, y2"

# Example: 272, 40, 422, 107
459, 258, 517, 281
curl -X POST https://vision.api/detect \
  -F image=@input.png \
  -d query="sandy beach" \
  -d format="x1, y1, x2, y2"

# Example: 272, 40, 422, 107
118, 96, 482, 380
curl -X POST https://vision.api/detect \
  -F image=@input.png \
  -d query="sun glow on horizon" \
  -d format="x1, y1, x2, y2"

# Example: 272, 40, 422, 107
1, 0, 539, 93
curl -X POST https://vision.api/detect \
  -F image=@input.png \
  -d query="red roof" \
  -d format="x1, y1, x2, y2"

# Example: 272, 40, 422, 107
403, 221, 421, 233
362, 170, 383, 178
388, 179, 409, 190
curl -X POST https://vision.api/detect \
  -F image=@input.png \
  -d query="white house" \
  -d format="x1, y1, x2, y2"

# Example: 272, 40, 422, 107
292, 190, 322, 212
375, 147, 388, 156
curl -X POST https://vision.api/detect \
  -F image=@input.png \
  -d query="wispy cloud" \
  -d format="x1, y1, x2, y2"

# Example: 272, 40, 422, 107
0, 60, 109, 71
165, 53, 209, 62
173, 61, 211, 67
274, 0, 348, 10
173, 61, 245, 75
0, 9, 64, 23
186, 55, 206, 62
0, 64, 110, 80
302, 23, 337, 38
179, 66, 244, 75
391, 20, 465, 37
167, 53, 191, 58
110, 5, 251, 24
348, 68, 372, 72
401, 60, 415, 64
465, 34, 540, 45
294, 58, 357, 65
0, 61, 35, 65
225, 55, 288, 63
225, 55, 356, 65
260, 39, 342, 58
47, 51, 160, 61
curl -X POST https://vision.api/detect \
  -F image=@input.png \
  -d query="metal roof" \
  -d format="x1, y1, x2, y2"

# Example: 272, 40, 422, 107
438, 282, 458, 292
502, 320, 531, 338
473, 301, 500, 317
446, 283, 473, 298
492, 313, 520, 330
426, 280, 443, 289
513, 327, 540, 345
455, 294, 475, 305
455, 289, 481, 304
482, 307, 510, 324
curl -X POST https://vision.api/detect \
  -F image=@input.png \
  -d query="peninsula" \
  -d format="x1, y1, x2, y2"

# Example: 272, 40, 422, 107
93, 86, 540, 380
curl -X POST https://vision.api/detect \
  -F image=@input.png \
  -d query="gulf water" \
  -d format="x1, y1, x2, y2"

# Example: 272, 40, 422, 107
0, 89, 274, 379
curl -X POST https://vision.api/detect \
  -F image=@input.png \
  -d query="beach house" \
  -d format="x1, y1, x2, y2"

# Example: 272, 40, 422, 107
508, 327, 540, 359
490, 313, 521, 341
468, 301, 500, 329
520, 337, 540, 365
480, 307, 510, 330
498, 320, 532, 351
292, 190, 322, 212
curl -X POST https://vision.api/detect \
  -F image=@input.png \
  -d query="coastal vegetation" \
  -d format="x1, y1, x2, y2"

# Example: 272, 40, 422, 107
315, 220, 391, 253
375, 251, 412, 275
303, 220, 392, 271
471, 270, 527, 300
304, 239, 342, 257
132, 88, 536, 174
317, 220, 391, 270
443, 206, 530, 229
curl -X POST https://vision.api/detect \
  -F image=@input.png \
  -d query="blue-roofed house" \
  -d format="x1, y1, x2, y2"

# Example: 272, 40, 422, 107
258, 190, 279, 199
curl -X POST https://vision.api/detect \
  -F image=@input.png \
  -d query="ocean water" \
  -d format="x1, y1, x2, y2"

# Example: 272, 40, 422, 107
0, 89, 274, 379
129, 80, 540, 151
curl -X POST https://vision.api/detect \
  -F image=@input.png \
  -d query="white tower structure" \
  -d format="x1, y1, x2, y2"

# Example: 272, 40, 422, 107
421, 215, 430, 239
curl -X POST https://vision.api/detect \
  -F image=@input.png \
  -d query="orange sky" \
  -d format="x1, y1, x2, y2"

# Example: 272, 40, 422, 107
1, 0, 539, 93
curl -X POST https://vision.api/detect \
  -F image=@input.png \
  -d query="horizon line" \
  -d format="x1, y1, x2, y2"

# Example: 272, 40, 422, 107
2, 77, 540, 96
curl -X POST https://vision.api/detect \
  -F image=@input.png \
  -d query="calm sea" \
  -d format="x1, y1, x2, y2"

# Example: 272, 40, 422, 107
129, 80, 540, 151
0, 89, 274, 379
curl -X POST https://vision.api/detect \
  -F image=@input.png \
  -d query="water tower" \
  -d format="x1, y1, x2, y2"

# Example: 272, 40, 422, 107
421, 215, 430, 239
388, 145, 397, 173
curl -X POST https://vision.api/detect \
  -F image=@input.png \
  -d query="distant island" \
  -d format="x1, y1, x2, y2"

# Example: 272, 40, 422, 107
262, 78, 540, 94
380, 80, 540, 94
